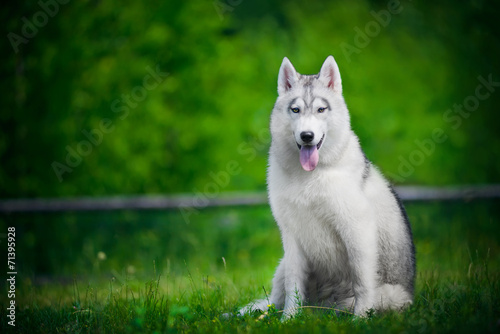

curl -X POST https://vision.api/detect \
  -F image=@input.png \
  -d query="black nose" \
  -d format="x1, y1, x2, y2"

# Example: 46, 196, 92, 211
300, 131, 314, 143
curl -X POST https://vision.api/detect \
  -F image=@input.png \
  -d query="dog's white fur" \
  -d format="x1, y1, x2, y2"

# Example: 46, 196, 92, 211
239, 56, 415, 320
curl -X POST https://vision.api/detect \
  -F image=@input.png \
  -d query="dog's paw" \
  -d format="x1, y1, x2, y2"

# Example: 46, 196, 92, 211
353, 305, 375, 319
221, 312, 238, 319
280, 306, 300, 322
238, 299, 270, 316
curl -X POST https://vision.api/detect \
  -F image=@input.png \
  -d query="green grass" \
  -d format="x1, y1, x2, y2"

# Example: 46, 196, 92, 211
1, 200, 499, 333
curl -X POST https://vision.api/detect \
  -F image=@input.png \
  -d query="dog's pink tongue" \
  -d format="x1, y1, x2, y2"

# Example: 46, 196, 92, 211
300, 145, 319, 171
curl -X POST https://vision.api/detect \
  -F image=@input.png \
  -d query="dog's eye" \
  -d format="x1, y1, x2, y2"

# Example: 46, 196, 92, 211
291, 107, 300, 113
317, 107, 327, 113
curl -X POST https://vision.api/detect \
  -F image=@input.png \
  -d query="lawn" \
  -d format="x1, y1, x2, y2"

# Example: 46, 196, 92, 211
1, 199, 499, 333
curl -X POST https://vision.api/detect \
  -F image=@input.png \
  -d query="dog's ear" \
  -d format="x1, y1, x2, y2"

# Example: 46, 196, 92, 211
278, 57, 298, 95
318, 55, 342, 93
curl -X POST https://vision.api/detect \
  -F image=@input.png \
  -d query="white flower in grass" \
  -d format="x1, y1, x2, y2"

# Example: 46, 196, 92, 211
97, 251, 107, 261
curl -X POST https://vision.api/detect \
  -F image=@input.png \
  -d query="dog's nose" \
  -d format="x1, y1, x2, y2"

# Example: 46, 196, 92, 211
300, 131, 314, 143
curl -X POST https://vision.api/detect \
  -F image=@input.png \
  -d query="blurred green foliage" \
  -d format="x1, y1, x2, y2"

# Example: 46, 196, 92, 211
1, 0, 499, 198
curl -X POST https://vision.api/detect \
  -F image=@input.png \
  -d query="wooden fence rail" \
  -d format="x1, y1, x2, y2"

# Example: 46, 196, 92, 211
1, 185, 499, 213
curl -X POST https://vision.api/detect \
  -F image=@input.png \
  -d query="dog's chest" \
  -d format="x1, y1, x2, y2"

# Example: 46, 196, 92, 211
275, 190, 350, 273
296, 210, 348, 270
269, 164, 355, 272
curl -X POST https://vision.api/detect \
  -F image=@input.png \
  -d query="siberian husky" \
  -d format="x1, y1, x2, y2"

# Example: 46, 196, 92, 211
239, 56, 415, 320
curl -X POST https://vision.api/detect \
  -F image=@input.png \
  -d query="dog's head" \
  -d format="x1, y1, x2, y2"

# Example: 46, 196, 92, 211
272, 56, 350, 172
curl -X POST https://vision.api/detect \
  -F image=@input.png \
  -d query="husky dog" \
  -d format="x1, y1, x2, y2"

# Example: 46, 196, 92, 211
239, 56, 415, 320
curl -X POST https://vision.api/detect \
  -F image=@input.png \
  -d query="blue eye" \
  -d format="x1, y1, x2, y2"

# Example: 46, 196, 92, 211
291, 107, 300, 113
317, 107, 327, 113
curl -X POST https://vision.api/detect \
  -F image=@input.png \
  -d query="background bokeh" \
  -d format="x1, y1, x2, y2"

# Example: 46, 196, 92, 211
2, 0, 500, 199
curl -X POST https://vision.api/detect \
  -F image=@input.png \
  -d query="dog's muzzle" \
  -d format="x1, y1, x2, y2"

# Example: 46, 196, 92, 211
296, 134, 324, 171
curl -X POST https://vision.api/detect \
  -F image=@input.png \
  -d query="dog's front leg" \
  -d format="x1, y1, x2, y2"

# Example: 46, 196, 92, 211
340, 219, 378, 317
281, 235, 308, 320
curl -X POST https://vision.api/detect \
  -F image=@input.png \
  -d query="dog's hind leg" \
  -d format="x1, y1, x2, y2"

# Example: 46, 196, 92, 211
375, 284, 413, 310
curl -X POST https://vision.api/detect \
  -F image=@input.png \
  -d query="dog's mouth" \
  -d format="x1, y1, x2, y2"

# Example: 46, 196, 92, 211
296, 134, 325, 151
296, 134, 325, 172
